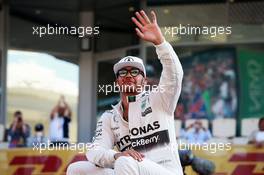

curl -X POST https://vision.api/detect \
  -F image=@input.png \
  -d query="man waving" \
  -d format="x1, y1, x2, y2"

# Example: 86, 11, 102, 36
67, 10, 184, 175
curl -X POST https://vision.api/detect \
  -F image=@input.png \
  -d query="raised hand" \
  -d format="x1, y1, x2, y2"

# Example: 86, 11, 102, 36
132, 10, 164, 45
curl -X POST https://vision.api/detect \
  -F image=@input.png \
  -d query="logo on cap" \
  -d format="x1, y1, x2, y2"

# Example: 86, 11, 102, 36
124, 57, 134, 62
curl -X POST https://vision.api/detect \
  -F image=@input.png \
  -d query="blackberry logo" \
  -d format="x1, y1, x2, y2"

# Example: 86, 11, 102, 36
124, 57, 134, 62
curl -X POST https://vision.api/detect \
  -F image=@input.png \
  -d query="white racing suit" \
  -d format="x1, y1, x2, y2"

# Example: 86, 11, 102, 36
67, 41, 184, 175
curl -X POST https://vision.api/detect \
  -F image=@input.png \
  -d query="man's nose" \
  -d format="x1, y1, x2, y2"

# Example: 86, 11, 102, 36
126, 71, 133, 77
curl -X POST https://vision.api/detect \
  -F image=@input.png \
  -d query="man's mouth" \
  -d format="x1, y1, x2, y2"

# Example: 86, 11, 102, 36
123, 81, 135, 85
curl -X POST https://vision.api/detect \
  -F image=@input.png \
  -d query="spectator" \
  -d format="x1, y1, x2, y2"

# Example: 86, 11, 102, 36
211, 96, 225, 118
8, 111, 30, 148
189, 90, 207, 119
28, 123, 48, 147
248, 117, 264, 148
49, 95, 72, 145
183, 120, 212, 144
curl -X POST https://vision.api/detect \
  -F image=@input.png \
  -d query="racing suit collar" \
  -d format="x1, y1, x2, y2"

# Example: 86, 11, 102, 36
126, 90, 146, 103
111, 101, 128, 124
111, 90, 146, 124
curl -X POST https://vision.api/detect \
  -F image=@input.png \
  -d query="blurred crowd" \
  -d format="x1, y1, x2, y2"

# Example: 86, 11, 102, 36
177, 118, 264, 148
176, 56, 237, 121
180, 120, 212, 144
6, 95, 72, 148
145, 50, 264, 148
5, 111, 264, 149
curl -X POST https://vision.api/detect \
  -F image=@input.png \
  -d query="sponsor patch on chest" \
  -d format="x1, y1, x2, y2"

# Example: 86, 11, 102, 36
141, 97, 152, 117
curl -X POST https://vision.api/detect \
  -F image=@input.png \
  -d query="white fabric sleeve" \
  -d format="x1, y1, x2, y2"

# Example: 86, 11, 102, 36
154, 41, 184, 115
86, 112, 118, 168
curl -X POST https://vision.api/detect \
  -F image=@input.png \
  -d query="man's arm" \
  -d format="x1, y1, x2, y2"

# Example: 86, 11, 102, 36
155, 41, 183, 114
50, 106, 58, 119
64, 103, 72, 119
86, 112, 117, 168
9, 124, 16, 137
132, 10, 183, 114
22, 124, 30, 138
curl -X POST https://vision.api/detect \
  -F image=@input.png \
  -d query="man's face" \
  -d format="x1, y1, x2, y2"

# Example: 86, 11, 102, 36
116, 66, 146, 94
194, 121, 202, 131
14, 114, 22, 122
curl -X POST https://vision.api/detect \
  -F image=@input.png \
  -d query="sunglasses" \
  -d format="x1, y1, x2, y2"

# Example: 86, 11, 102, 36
117, 68, 144, 77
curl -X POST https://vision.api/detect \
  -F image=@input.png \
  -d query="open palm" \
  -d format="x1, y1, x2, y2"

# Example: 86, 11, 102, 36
132, 10, 164, 45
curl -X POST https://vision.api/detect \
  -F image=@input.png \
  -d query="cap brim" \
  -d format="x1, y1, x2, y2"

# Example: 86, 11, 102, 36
114, 62, 145, 76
